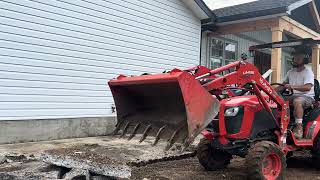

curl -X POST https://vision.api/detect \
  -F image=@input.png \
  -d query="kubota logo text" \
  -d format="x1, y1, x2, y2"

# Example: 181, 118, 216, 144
259, 78, 273, 94
243, 71, 254, 76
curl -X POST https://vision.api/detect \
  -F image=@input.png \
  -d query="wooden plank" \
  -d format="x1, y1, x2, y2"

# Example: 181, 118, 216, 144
209, 18, 279, 35
309, 0, 320, 32
312, 45, 320, 80
271, 28, 283, 83
280, 16, 320, 38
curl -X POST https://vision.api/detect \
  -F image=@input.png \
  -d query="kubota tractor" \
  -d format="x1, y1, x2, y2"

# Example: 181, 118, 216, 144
108, 38, 320, 180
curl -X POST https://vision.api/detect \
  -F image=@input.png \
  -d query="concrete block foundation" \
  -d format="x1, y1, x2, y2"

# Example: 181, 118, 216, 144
0, 116, 117, 144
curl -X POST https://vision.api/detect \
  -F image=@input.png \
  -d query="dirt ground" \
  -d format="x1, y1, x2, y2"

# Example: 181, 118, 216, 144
1, 137, 320, 179
132, 151, 320, 180
1, 151, 320, 179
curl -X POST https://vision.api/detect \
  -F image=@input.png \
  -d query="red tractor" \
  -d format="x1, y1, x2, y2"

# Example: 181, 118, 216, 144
108, 38, 320, 180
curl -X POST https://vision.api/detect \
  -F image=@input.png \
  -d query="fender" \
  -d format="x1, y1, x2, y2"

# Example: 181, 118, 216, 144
304, 118, 320, 140
201, 129, 214, 140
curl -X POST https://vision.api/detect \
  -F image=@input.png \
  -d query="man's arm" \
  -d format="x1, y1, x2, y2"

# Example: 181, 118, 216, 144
286, 83, 313, 92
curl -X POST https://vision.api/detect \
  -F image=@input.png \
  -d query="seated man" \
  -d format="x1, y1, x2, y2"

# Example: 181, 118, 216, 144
282, 50, 315, 139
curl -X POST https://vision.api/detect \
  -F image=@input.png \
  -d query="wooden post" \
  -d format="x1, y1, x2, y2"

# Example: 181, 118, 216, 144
271, 28, 283, 83
312, 45, 320, 80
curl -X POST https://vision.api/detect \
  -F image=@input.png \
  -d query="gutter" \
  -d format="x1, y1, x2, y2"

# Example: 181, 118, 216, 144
194, 0, 218, 32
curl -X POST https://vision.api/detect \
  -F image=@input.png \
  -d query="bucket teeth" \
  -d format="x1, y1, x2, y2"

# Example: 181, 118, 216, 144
127, 123, 140, 140
181, 136, 191, 151
139, 125, 152, 143
165, 129, 179, 150
152, 125, 167, 146
112, 119, 124, 136
120, 122, 130, 138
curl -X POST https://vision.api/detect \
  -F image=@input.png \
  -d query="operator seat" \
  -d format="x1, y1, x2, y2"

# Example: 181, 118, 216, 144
288, 79, 320, 126
300, 79, 320, 125
314, 79, 320, 102
303, 79, 320, 109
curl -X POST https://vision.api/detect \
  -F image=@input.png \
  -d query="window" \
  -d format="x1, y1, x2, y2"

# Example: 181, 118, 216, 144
208, 38, 237, 71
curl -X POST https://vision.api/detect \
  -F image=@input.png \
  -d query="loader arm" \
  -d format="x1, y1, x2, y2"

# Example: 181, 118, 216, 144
198, 61, 290, 144
109, 60, 289, 149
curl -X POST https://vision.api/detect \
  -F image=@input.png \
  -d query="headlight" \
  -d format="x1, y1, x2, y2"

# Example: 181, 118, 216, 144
225, 107, 240, 117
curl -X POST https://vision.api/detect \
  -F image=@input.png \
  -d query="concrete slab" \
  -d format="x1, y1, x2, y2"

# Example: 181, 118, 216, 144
40, 136, 197, 179
0, 116, 116, 144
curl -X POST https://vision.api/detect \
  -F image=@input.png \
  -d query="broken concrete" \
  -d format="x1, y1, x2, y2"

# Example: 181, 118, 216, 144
0, 136, 200, 179
0, 160, 58, 180
0, 156, 6, 164
40, 136, 197, 179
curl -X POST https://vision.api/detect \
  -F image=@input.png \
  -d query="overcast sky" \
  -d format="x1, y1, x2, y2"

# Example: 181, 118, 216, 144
203, 0, 257, 10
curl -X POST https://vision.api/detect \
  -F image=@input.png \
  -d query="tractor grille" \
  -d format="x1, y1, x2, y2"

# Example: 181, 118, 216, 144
224, 106, 244, 134
212, 119, 219, 133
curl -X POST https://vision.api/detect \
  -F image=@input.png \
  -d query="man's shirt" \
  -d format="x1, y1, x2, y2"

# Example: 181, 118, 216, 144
284, 67, 315, 98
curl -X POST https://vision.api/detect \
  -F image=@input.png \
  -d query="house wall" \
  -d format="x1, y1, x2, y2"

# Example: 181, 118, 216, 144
0, 0, 201, 121
201, 30, 292, 81
0, 0, 203, 143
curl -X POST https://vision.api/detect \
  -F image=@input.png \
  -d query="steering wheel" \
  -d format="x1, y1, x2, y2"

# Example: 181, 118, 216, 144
270, 83, 293, 96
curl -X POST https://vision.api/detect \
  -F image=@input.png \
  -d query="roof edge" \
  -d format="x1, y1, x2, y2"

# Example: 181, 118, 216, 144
217, 7, 288, 23
287, 0, 313, 14
216, 13, 287, 26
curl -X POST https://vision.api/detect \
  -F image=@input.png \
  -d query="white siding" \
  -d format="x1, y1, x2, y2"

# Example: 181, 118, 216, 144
222, 30, 272, 60
0, 0, 202, 120
201, 30, 272, 65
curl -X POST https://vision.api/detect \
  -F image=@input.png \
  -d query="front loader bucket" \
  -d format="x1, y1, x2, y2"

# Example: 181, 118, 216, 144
108, 70, 220, 149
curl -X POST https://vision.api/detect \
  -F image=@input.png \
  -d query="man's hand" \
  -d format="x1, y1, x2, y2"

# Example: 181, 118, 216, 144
274, 83, 285, 92
284, 84, 293, 91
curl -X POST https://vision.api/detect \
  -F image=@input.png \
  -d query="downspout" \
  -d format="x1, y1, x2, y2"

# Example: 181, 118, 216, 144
193, 0, 218, 65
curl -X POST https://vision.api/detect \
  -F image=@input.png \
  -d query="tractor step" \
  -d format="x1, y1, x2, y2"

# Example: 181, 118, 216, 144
295, 139, 313, 145
291, 136, 313, 146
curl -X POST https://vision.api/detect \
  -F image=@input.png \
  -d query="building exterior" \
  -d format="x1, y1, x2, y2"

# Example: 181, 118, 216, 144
201, 0, 320, 82
0, 0, 214, 143
1, 0, 319, 144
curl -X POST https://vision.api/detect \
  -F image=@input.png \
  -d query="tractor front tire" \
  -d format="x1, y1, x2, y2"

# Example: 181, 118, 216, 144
246, 141, 286, 180
196, 138, 231, 171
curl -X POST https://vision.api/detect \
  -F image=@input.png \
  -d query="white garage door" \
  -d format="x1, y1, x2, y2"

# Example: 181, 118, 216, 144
0, 0, 202, 120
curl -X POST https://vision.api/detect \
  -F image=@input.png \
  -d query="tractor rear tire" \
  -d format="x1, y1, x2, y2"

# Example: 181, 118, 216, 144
311, 133, 320, 169
246, 141, 286, 180
196, 138, 231, 171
